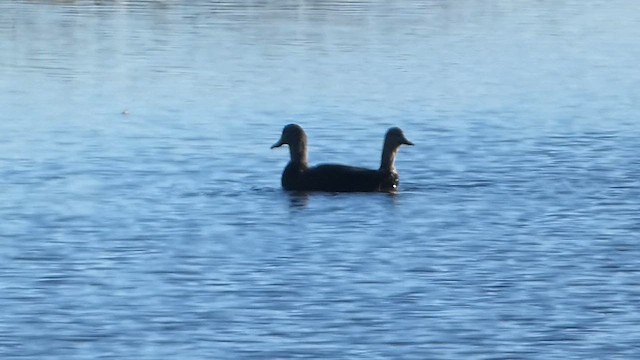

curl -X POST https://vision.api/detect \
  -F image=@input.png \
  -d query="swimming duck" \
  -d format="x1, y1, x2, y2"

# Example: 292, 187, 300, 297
271, 124, 413, 192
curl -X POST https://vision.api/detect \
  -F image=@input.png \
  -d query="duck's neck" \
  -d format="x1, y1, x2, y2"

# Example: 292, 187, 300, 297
289, 136, 309, 166
380, 141, 399, 172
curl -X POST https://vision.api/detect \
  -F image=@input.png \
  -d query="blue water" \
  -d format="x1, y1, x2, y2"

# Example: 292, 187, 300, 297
2, 1, 640, 359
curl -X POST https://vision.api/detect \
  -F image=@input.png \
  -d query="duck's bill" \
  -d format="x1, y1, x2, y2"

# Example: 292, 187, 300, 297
271, 139, 285, 149
403, 138, 414, 146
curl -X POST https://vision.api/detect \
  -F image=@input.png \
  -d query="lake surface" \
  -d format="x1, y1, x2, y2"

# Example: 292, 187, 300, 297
1, 0, 640, 359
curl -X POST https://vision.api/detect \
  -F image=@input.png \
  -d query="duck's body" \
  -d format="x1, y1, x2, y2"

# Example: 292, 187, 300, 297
272, 124, 412, 192
282, 163, 398, 192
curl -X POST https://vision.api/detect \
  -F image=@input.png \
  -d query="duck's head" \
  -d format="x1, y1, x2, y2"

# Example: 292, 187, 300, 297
385, 127, 414, 147
271, 123, 307, 149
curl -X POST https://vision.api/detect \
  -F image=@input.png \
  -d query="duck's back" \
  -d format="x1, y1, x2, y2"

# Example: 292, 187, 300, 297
282, 163, 398, 192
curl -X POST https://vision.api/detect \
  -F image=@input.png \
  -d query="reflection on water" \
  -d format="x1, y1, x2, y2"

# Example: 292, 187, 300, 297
2, 0, 640, 359
284, 190, 399, 209
287, 191, 310, 209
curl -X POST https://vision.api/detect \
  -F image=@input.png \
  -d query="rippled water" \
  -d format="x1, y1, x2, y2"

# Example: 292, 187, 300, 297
2, 1, 640, 359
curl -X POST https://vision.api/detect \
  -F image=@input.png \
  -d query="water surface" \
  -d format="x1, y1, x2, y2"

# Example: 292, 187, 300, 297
1, 1, 640, 359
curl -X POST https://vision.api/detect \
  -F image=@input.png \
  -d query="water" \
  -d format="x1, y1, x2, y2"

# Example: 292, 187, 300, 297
2, 0, 640, 358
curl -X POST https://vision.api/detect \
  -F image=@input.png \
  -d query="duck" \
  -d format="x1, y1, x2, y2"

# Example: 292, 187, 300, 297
271, 124, 413, 192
